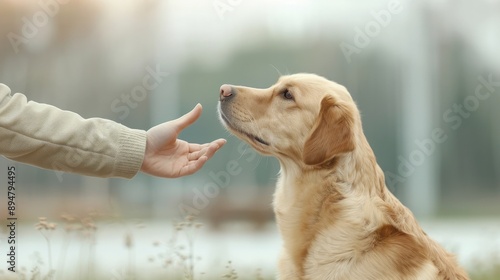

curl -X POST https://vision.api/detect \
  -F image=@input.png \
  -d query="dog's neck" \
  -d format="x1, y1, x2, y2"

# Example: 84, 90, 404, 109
276, 134, 385, 201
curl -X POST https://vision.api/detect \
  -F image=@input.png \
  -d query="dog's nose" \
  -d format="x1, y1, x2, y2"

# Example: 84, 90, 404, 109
220, 84, 233, 101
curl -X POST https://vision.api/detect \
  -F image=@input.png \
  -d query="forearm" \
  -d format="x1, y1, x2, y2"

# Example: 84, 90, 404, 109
0, 84, 146, 178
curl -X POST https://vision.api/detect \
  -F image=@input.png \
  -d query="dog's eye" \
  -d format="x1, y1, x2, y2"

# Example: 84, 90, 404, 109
282, 89, 293, 100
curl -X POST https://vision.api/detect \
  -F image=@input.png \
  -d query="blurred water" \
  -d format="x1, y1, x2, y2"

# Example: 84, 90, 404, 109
8, 218, 500, 279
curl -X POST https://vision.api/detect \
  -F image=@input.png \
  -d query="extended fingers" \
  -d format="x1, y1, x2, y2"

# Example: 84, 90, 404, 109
212, 138, 227, 148
175, 139, 226, 177
187, 139, 226, 161
201, 140, 226, 159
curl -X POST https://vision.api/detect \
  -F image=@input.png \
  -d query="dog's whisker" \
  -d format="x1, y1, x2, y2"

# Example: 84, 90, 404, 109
269, 64, 283, 77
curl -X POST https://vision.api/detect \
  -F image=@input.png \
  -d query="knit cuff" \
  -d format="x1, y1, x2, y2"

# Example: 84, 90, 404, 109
114, 127, 147, 179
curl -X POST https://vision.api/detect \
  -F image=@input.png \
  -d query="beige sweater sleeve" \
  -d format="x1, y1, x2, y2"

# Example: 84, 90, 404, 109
0, 83, 146, 178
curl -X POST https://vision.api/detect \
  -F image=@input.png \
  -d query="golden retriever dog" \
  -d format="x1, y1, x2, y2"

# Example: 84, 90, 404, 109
217, 73, 469, 280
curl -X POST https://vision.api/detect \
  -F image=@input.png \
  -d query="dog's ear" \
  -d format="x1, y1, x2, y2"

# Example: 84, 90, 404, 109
302, 96, 355, 165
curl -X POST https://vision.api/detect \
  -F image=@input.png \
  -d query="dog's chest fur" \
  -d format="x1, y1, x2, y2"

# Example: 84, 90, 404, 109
272, 169, 365, 278
272, 169, 443, 280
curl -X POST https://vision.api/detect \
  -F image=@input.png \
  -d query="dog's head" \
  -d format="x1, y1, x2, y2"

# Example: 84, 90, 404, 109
218, 73, 360, 166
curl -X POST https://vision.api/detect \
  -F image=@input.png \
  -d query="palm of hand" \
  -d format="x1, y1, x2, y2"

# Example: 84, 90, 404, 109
140, 104, 226, 178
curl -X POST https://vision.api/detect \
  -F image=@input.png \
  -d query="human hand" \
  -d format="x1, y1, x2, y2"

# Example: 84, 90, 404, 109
140, 104, 226, 178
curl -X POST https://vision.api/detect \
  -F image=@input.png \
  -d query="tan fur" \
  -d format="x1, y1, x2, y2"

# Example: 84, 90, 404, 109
218, 73, 469, 280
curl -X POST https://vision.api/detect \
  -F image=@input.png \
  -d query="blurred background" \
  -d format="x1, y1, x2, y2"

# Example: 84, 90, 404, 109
0, 0, 499, 279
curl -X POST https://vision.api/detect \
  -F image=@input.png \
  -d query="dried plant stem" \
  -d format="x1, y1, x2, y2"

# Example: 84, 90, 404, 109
187, 233, 195, 279
56, 233, 71, 279
87, 235, 96, 280
125, 231, 135, 279
41, 233, 53, 273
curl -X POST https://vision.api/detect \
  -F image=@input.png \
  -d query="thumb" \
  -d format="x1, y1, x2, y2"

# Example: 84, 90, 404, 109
174, 103, 202, 132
